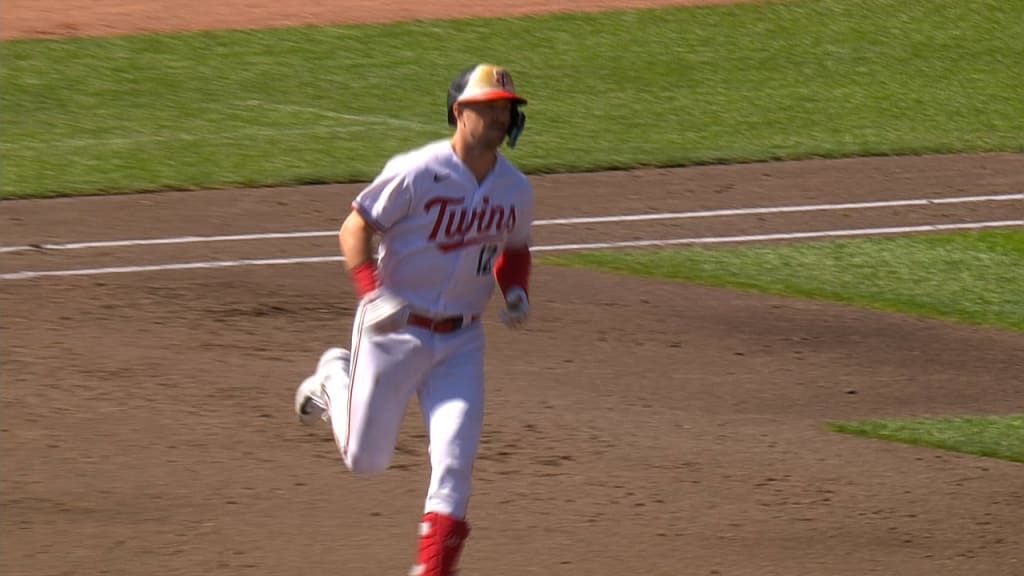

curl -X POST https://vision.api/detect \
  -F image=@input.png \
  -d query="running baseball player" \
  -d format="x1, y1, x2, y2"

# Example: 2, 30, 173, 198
294, 63, 533, 576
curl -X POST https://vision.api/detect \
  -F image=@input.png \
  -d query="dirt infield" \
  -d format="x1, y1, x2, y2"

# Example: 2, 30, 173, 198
2, 2, 1023, 576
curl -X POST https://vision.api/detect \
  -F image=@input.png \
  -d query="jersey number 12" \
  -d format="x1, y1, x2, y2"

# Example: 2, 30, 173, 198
476, 244, 499, 276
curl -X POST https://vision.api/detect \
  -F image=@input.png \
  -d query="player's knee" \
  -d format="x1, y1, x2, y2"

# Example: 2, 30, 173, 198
344, 447, 392, 475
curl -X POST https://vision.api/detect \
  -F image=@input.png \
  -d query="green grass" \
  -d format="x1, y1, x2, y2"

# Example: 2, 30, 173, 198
540, 229, 1024, 331
828, 415, 1024, 463
2, 0, 1023, 198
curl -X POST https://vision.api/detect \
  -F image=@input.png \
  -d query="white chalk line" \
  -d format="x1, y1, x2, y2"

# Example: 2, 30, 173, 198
531, 220, 1024, 252
2, 193, 1020, 254
0, 256, 344, 281
2, 220, 1020, 281
0, 230, 332, 254
538, 193, 1024, 225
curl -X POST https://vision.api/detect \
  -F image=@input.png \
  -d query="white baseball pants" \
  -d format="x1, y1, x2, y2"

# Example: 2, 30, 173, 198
323, 302, 485, 519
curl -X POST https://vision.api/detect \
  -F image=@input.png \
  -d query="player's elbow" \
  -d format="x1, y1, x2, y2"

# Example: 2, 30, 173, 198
339, 209, 375, 264
339, 209, 367, 242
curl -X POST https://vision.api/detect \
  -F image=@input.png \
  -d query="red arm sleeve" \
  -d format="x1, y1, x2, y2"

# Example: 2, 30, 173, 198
494, 246, 532, 298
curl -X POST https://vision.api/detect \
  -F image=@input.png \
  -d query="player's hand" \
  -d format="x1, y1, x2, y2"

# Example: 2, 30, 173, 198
362, 289, 409, 335
499, 287, 529, 329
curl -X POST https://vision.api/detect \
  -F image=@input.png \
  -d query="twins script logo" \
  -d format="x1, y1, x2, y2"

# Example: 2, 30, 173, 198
425, 195, 516, 252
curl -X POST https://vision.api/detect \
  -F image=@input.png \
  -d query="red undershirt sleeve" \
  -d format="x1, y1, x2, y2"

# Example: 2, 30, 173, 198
493, 245, 532, 298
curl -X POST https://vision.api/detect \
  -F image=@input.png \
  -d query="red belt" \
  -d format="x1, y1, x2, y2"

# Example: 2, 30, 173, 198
407, 313, 480, 334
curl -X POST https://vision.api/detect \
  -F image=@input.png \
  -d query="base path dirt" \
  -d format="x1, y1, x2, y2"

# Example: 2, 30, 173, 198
2, 2, 1023, 576
1, 0, 748, 39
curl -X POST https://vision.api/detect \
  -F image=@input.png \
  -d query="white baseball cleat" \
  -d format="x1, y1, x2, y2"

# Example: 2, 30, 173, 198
295, 347, 351, 425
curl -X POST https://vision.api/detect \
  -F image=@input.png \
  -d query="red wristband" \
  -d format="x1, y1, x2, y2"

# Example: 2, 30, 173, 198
494, 246, 531, 298
349, 260, 379, 298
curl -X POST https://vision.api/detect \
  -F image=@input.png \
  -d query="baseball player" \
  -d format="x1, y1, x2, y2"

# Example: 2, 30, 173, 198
294, 63, 533, 576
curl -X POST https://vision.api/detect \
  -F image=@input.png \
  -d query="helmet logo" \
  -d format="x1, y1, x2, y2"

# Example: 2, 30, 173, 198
493, 69, 513, 91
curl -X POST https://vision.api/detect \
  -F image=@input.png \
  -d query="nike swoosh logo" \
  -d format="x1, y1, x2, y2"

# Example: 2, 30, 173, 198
433, 172, 450, 183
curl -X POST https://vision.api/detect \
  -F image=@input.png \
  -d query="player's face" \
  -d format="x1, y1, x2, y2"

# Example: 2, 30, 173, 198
457, 99, 512, 149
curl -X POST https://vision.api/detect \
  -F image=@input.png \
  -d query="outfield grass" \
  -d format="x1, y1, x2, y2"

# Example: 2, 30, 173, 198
2, 0, 1022, 198
828, 415, 1024, 463
540, 229, 1024, 332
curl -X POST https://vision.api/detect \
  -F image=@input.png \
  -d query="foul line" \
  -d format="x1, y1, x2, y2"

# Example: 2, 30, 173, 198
2, 193, 1020, 255
0, 230, 332, 254
2, 220, 1020, 281
0, 256, 344, 281
530, 220, 1023, 252
537, 193, 1024, 225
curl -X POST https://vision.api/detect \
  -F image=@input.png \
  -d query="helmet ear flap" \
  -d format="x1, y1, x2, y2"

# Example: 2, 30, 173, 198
506, 103, 526, 149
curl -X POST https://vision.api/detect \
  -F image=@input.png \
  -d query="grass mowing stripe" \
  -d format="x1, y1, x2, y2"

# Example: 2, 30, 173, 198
2, 0, 1023, 198
828, 415, 1024, 463
540, 229, 1024, 331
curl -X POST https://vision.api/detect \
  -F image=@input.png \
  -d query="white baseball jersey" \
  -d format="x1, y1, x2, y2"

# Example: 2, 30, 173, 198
353, 138, 534, 317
